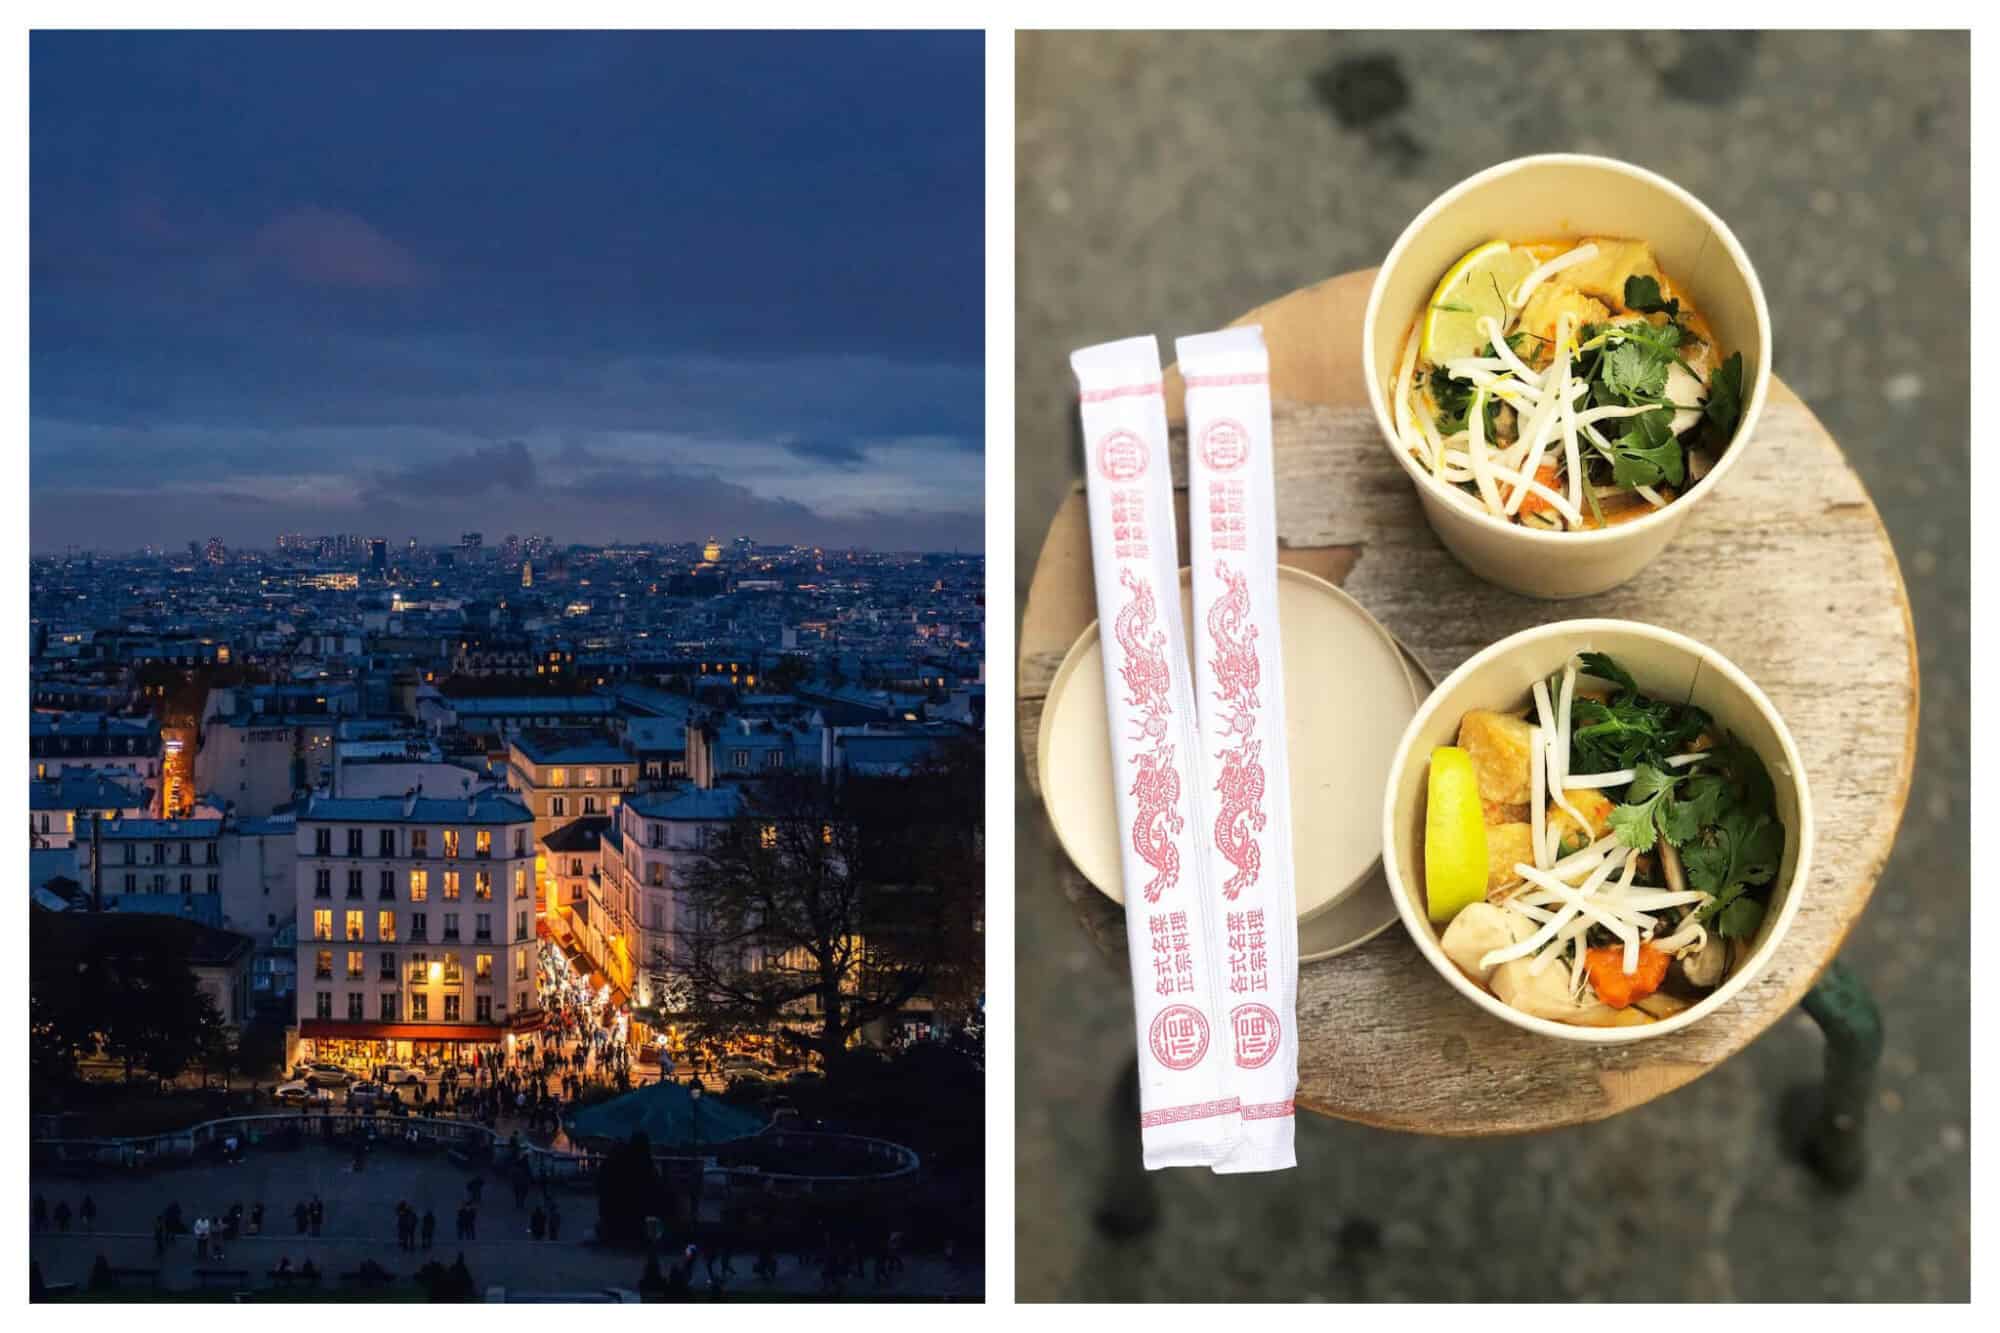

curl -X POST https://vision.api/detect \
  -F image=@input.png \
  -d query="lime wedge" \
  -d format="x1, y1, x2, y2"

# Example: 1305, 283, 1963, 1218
1420, 242, 1536, 364
1424, 746, 1490, 925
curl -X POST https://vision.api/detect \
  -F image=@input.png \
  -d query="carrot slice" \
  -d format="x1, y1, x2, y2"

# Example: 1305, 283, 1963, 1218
1519, 463, 1563, 517
1584, 943, 1671, 1008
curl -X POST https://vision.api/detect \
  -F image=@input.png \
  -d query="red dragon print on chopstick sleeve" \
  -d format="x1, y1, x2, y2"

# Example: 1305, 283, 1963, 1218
1117, 566, 1184, 903
1205, 562, 1266, 900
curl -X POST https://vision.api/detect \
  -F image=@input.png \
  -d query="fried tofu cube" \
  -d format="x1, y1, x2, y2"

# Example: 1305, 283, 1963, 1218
1547, 787, 1616, 854
1486, 821, 1535, 892
1561, 238, 1664, 312
1517, 284, 1610, 351
1457, 709, 1535, 807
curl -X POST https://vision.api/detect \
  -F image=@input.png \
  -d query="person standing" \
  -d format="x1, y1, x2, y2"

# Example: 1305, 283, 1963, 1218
52, 1200, 70, 1233
421, 1208, 436, 1250
79, 1195, 96, 1231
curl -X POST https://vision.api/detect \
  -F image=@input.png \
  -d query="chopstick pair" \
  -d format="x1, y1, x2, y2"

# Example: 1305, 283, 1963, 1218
1071, 328, 1297, 1174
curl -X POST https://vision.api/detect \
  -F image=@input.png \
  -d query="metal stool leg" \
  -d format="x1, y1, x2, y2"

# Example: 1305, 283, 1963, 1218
1092, 1056, 1158, 1239
1789, 959, 1883, 1191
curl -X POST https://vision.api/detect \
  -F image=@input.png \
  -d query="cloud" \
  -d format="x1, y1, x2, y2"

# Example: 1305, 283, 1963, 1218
776, 436, 869, 468
357, 440, 537, 509
250, 206, 434, 290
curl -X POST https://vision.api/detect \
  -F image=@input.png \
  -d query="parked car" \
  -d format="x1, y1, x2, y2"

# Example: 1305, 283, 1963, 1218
378, 1064, 421, 1085
273, 1080, 327, 1106
346, 1081, 387, 1110
717, 1054, 776, 1078
303, 1063, 356, 1089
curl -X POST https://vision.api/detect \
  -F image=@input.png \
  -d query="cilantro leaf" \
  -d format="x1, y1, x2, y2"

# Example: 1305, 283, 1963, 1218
1689, 809, 1784, 926
1428, 367, 1476, 434
1623, 274, 1681, 318
1675, 772, 1732, 831
1625, 763, 1679, 803
1703, 351, 1745, 439
1610, 409, 1685, 490
1602, 341, 1670, 402
1608, 763, 1678, 850
1609, 799, 1660, 851
1658, 794, 1703, 847
1715, 896, 1765, 939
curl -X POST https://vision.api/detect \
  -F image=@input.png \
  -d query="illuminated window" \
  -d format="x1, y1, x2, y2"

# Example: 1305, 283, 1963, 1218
475, 830, 492, 858
409, 869, 428, 901
443, 829, 460, 859
378, 910, 397, 941
345, 910, 364, 941
515, 952, 529, 981
443, 871, 460, 900
475, 871, 492, 900
759, 825, 777, 850
548, 769, 568, 789
515, 867, 528, 899
313, 910, 332, 941
476, 953, 493, 982
822, 823, 834, 846
315, 949, 333, 979
346, 950, 364, 979
444, 955, 462, 983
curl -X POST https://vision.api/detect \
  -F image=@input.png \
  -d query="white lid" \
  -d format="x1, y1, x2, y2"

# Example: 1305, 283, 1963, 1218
1038, 564, 1420, 921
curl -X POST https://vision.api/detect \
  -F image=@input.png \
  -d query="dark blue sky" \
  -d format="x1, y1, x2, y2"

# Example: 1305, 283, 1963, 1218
31, 30, 984, 553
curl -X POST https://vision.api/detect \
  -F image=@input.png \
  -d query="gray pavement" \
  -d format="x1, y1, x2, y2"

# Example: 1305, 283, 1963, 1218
30, 1147, 975, 1299
1016, 30, 1968, 1302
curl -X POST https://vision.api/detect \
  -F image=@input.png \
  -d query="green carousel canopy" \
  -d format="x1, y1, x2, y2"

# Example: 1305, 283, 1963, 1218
567, 1080, 765, 1149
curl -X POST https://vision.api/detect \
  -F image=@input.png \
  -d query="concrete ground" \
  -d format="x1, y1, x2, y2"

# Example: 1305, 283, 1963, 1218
30, 1147, 976, 1300
1016, 30, 1967, 1302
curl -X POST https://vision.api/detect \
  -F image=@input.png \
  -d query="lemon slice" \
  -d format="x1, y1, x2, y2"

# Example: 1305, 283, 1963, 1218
1420, 242, 1536, 364
1424, 746, 1489, 925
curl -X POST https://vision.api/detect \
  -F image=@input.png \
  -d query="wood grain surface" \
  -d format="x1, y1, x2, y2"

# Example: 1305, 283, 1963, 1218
1017, 269, 1918, 1135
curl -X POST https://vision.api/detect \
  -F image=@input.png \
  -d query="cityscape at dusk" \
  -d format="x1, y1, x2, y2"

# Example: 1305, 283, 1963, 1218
29, 29, 985, 1304
31, 30, 983, 554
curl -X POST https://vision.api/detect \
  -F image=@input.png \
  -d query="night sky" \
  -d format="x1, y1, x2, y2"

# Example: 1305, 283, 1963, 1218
31, 30, 984, 554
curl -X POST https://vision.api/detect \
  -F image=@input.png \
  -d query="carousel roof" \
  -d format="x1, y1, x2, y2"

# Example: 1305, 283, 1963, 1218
566, 1078, 764, 1149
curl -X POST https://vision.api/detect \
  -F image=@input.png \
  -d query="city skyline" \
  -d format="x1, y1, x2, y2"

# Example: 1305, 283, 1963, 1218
30, 31, 985, 554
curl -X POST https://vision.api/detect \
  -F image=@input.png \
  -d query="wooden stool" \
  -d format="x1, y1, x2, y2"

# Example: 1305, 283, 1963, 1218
1019, 269, 1914, 1221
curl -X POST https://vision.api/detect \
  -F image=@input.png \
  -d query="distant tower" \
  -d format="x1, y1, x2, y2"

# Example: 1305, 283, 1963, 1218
702, 537, 722, 563
521, 561, 533, 588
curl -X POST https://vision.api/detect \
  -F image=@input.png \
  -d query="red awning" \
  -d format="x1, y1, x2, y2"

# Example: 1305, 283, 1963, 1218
301, 1015, 546, 1041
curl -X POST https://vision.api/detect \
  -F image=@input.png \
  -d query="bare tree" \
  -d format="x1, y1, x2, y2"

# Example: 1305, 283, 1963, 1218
659, 741, 981, 1065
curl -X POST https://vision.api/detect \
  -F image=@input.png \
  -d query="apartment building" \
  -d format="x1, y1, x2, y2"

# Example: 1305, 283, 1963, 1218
293, 791, 542, 1066
503, 732, 633, 847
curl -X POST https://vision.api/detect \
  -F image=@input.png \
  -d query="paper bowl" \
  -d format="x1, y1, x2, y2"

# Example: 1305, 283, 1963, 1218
1362, 154, 1772, 599
1381, 619, 1812, 1044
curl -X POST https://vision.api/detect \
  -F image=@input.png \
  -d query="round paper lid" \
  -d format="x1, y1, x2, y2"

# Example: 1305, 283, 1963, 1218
1037, 564, 1421, 921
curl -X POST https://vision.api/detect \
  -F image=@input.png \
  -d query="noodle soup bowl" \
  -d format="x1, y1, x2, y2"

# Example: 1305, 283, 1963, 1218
1383, 619, 1812, 1044
1362, 154, 1772, 599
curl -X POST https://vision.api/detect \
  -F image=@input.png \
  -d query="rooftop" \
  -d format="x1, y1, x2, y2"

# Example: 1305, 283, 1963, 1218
301, 792, 534, 825
626, 785, 747, 821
